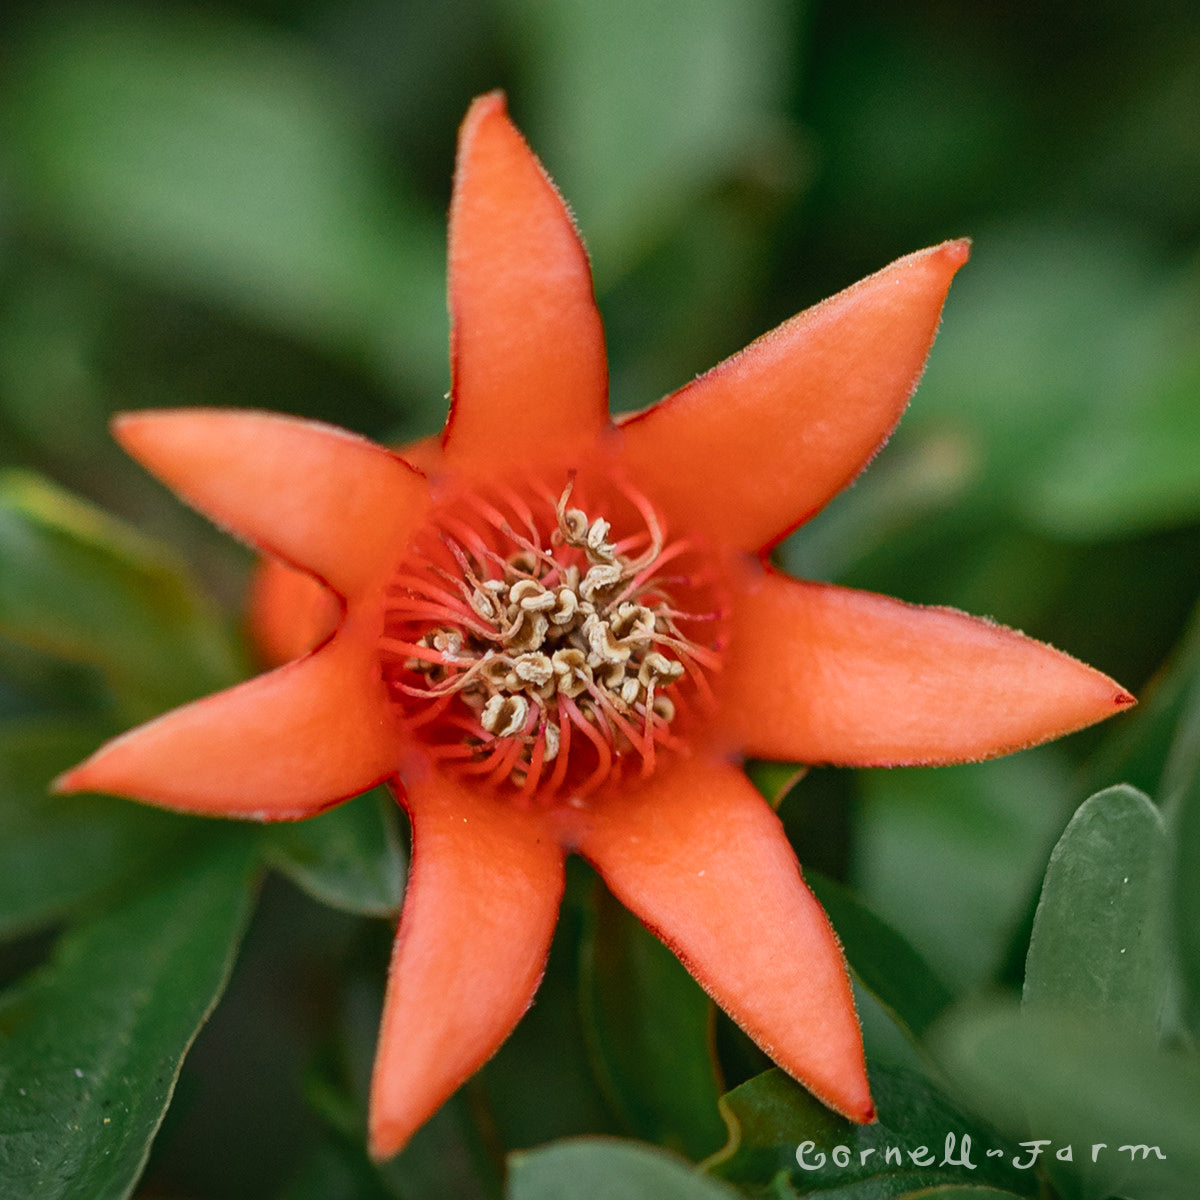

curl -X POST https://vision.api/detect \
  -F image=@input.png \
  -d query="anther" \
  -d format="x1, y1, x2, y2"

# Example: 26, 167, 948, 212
582, 613, 631, 666
514, 653, 554, 687
509, 579, 550, 610
481, 694, 530, 738
640, 651, 684, 685
549, 587, 578, 625
381, 473, 724, 801
507, 610, 549, 653
560, 508, 589, 545
580, 562, 622, 601
551, 648, 591, 697
470, 588, 498, 620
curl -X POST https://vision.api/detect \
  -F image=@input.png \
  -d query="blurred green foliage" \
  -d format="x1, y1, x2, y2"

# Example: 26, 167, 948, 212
1, 1, 1199, 1197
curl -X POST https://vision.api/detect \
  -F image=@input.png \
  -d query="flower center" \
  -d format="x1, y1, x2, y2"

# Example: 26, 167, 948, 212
379, 472, 726, 804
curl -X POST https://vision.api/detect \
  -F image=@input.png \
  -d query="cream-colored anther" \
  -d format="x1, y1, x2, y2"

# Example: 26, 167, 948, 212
478, 655, 511, 689
549, 587, 578, 625
551, 648, 591, 697
610, 602, 655, 644
385, 474, 716, 793
560, 507, 589, 545
580, 562, 622, 601
585, 518, 616, 562
639, 651, 684, 686
508, 579, 550, 610
514, 652, 554, 687
600, 662, 626, 690
481, 693, 529, 738
507, 610, 549, 654
432, 630, 464, 659
582, 612, 631, 666
470, 587, 498, 620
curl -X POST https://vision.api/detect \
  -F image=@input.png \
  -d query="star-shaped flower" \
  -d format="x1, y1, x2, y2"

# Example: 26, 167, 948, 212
57, 92, 1132, 1159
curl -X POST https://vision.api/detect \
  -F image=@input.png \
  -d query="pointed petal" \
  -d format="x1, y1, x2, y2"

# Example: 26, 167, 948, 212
618, 241, 970, 551
55, 617, 398, 817
721, 570, 1135, 766
369, 773, 564, 1159
247, 556, 341, 668
572, 758, 873, 1123
114, 409, 428, 598
246, 431, 448, 668
395, 433, 444, 475
442, 92, 609, 472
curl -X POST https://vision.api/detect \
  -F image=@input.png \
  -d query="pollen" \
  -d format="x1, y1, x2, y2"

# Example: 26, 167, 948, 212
379, 472, 726, 803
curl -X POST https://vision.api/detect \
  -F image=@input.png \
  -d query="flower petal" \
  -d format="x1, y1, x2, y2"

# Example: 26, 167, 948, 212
247, 556, 341, 668
721, 569, 1135, 765
245, 430, 446, 668
442, 92, 609, 472
54, 615, 398, 817
369, 771, 564, 1159
570, 758, 873, 1124
618, 241, 969, 552
395, 433, 444, 475
114, 409, 428, 599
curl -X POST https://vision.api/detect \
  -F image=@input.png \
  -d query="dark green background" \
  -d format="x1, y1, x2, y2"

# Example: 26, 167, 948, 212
2, 2, 1199, 1198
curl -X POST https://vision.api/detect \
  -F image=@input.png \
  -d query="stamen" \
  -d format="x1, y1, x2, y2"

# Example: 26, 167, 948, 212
560, 693, 615, 795
379, 472, 726, 803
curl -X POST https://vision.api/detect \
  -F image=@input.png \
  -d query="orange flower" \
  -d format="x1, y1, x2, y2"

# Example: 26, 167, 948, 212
56, 92, 1133, 1159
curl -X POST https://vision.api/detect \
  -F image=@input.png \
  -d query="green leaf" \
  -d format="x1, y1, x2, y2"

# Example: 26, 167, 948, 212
706, 1064, 1034, 1197
1085, 602, 1200, 801
277, 1137, 393, 1200
507, 1138, 741, 1200
0, 833, 257, 1200
1023, 785, 1168, 1032
502, 0, 799, 284
0, 636, 108, 719
902, 227, 1169, 526
264, 788, 404, 918
854, 752, 1072, 989
478, 862, 621, 1151
746, 760, 807, 810
0, 717, 191, 939
805, 871, 954, 1042
378, 1089, 501, 1200
500, 0, 806, 419
0, 5, 447, 400
0, 470, 242, 718
301, 954, 500, 1200
799, 1186, 1026, 1200
1175, 745, 1200, 1036
1034, 341, 1200, 538
580, 885, 726, 1160
888, 223, 1200, 540
930, 1000, 1200, 1200
884, 1190, 1027, 1200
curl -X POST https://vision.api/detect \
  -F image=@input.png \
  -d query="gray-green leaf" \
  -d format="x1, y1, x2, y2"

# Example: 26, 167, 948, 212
1023, 784, 1168, 1033
508, 1138, 742, 1200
